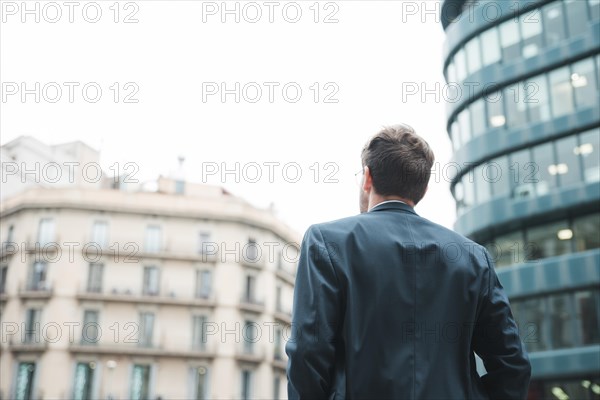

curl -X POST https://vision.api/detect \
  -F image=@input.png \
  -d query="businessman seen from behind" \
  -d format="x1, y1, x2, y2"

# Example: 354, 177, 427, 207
285, 124, 531, 399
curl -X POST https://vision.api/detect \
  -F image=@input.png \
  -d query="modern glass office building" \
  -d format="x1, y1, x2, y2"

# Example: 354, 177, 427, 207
441, 0, 600, 398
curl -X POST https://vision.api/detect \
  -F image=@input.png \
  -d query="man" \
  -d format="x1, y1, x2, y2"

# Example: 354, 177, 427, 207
285, 124, 531, 399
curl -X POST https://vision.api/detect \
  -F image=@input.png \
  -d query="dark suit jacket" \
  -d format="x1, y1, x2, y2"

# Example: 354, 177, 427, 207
286, 201, 531, 400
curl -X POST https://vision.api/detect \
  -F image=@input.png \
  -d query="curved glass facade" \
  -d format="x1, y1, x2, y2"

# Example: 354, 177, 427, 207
441, 0, 600, 398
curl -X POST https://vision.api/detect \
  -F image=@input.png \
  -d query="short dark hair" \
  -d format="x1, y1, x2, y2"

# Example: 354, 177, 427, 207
361, 124, 435, 205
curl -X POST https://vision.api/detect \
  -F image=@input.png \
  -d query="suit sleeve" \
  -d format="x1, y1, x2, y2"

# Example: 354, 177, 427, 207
473, 248, 532, 400
285, 224, 342, 400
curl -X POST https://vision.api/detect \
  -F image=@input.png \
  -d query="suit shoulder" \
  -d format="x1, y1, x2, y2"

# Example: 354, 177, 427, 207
416, 216, 491, 261
307, 214, 365, 236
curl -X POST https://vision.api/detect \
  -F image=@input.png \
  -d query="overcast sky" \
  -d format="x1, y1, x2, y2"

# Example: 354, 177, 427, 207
1, 0, 455, 237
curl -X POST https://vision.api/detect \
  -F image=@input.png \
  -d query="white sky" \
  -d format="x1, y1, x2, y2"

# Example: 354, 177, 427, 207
1, 0, 455, 237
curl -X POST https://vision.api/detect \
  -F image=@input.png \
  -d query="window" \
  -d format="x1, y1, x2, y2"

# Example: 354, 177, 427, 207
571, 58, 598, 110
73, 362, 95, 400
28, 261, 48, 291
578, 129, 600, 182
86, 263, 103, 293
446, 61, 456, 83
565, 0, 589, 36
490, 156, 510, 198
458, 108, 471, 145
453, 181, 464, 214
591, 0, 600, 20
575, 290, 600, 345
244, 274, 256, 303
555, 136, 582, 187
598, 55, 600, 89
192, 315, 208, 351
470, 98, 486, 138
274, 327, 283, 360
512, 297, 548, 352
246, 238, 259, 262
499, 19, 521, 61
473, 163, 491, 204
520, 9, 543, 58
273, 376, 281, 400
480, 27, 500, 66
175, 180, 185, 194
465, 37, 481, 75
3, 224, 14, 245
15, 362, 36, 400
486, 91, 505, 128
450, 121, 460, 151
139, 312, 155, 347
573, 213, 600, 251
198, 231, 211, 254
196, 270, 212, 298
504, 83, 527, 128
275, 285, 282, 312
454, 48, 467, 82
277, 249, 285, 271
81, 310, 99, 345
525, 74, 551, 123
542, 1, 566, 47
532, 142, 557, 196
0, 264, 7, 294
243, 320, 257, 354
144, 225, 161, 253
462, 173, 475, 210
24, 308, 41, 344
130, 365, 151, 400
509, 148, 534, 199
241, 369, 252, 400
142, 266, 160, 296
91, 221, 108, 248
491, 231, 525, 268
37, 218, 55, 246
549, 66, 575, 118
526, 221, 573, 260
193, 366, 208, 400
550, 293, 575, 349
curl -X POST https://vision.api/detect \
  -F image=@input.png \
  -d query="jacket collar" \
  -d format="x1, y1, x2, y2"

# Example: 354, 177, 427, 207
368, 200, 417, 215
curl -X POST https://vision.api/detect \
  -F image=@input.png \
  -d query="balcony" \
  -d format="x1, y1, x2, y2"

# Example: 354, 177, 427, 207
274, 307, 292, 325
239, 295, 265, 313
241, 258, 265, 271
275, 265, 295, 285
235, 344, 265, 364
69, 341, 217, 359
23, 237, 61, 254
272, 357, 287, 371
0, 241, 19, 258
76, 289, 217, 308
8, 338, 49, 353
80, 243, 219, 264
18, 282, 53, 300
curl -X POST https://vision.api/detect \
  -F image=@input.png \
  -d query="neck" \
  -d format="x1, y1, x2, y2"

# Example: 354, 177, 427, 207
369, 194, 415, 209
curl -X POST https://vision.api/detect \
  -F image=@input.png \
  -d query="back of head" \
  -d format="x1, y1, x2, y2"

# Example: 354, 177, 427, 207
361, 124, 435, 205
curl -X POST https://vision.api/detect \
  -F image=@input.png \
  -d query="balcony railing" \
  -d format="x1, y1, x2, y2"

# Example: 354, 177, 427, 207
274, 306, 292, 324
69, 340, 217, 359
18, 282, 53, 299
239, 295, 265, 313
8, 338, 49, 353
80, 242, 219, 263
235, 344, 265, 364
76, 289, 217, 307
275, 264, 296, 285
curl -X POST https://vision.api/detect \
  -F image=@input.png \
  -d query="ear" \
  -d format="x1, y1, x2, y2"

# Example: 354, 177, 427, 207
362, 166, 373, 192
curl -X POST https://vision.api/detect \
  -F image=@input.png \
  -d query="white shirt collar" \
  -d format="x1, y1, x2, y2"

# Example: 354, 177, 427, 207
368, 199, 408, 212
